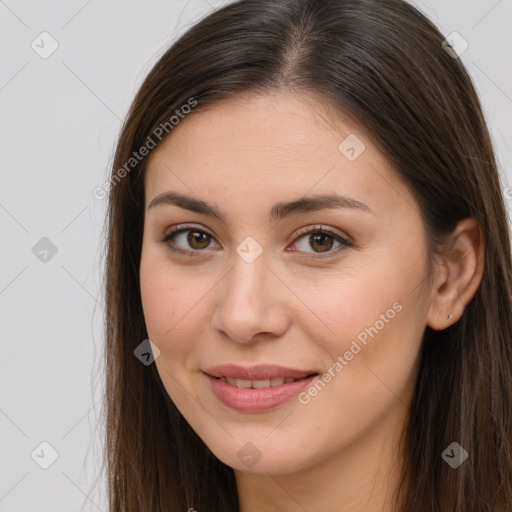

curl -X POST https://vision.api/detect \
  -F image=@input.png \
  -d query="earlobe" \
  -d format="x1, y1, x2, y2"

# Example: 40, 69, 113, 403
426, 218, 484, 331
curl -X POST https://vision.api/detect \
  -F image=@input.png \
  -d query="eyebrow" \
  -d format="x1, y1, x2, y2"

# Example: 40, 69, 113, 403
147, 191, 375, 222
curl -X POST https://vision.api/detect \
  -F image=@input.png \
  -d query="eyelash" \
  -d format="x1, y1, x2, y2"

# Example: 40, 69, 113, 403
158, 223, 352, 259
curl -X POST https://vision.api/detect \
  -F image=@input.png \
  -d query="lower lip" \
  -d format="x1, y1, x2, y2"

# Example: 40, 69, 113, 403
205, 373, 318, 412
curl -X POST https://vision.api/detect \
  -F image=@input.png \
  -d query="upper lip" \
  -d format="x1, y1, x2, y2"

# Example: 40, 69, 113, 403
203, 364, 318, 380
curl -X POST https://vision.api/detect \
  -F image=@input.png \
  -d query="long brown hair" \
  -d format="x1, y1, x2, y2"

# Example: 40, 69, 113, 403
100, 0, 512, 510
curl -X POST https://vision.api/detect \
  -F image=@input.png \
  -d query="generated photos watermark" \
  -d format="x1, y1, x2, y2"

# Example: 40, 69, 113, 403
93, 97, 198, 200
298, 301, 403, 405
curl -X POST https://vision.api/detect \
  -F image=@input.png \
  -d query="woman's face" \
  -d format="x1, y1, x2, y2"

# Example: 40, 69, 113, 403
140, 91, 433, 475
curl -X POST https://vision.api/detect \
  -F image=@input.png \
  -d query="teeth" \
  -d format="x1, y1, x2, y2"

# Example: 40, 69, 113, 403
236, 379, 252, 389
220, 376, 298, 388
270, 377, 285, 386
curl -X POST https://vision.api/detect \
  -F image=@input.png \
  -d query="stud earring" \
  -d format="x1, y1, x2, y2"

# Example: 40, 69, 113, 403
447, 314, 453, 320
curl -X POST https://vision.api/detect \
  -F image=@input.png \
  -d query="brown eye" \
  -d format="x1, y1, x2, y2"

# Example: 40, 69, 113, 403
308, 232, 335, 253
187, 230, 211, 249
161, 224, 351, 258
289, 226, 351, 258
162, 226, 220, 254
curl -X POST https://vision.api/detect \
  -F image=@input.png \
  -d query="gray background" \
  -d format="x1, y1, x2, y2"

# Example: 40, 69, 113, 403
1, 0, 511, 510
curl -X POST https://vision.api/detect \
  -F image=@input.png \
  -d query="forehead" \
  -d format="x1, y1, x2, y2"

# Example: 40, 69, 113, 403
147, 91, 361, 172
144, 91, 416, 221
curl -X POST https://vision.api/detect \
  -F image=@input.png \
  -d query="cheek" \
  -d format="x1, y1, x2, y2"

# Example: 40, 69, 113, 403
140, 259, 199, 407
140, 247, 183, 346
140, 249, 211, 363
140, 262, 170, 341
304, 245, 426, 372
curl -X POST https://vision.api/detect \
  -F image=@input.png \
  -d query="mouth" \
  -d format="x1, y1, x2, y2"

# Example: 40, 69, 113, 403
210, 375, 318, 389
203, 363, 318, 381
202, 365, 320, 412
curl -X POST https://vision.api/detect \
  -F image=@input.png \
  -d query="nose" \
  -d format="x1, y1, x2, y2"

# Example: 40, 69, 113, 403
211, 248, 290, 344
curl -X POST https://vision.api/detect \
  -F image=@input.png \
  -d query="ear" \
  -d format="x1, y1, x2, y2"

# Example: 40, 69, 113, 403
426, 217, 485, 330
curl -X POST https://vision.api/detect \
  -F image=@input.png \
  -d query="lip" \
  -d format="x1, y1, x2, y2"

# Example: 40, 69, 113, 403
203, 364, 319, 412
203, 364, 317, 380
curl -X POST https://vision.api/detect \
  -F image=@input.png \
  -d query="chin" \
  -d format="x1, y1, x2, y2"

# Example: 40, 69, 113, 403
203, 435, 314, 475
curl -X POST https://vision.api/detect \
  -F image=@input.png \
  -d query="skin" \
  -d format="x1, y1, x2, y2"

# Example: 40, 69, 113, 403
139, 91, 484, 511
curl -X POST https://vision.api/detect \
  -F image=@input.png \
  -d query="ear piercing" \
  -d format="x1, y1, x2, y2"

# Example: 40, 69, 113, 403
447, 314, 453, 320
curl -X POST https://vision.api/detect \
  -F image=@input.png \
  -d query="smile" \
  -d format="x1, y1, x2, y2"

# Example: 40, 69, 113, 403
217, 376, 302, 388
203, 365, 319, 412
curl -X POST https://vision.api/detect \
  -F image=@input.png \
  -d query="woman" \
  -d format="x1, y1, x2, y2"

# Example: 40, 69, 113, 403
101, 0, 512, 510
